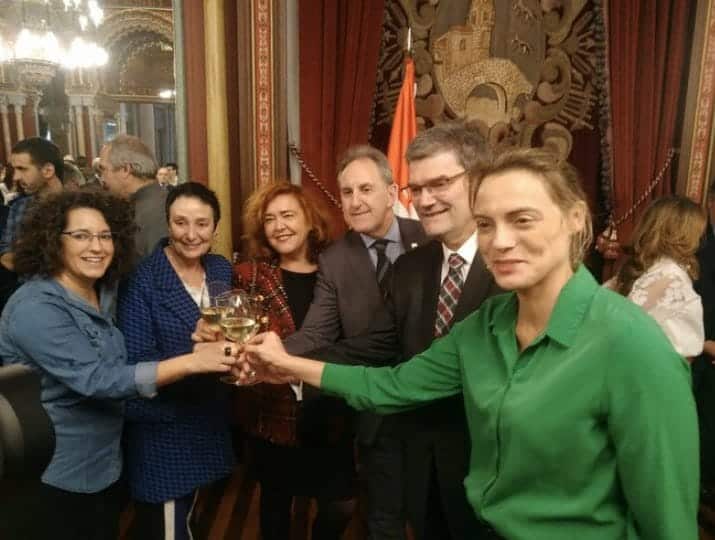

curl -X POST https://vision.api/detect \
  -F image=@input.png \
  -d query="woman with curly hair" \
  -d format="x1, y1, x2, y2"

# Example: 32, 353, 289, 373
608, 195, 707, 357
0, 191, 237, 540
233, 181, 356, 539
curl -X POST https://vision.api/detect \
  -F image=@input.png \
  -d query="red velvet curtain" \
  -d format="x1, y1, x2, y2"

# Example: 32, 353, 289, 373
299, 0, 385, 236
607, 0, 693, 244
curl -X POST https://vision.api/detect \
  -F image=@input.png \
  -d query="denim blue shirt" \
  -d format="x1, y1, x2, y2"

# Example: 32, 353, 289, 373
0, 278, 158, 493
0, 194, 31, 255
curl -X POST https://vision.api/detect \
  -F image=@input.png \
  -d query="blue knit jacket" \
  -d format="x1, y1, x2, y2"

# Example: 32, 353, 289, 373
117, 239, 235, 503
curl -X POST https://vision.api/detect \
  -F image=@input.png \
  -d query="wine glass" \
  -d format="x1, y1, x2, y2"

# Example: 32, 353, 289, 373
199, 281, 231, 332
219, 290, 262, 385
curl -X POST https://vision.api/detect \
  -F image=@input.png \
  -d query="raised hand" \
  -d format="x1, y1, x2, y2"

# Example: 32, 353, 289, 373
231, 352, 296, 385
242, 331, 290, 370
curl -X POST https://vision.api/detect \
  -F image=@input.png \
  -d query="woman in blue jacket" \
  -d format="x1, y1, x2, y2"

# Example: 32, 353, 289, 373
118, 182, 234, 540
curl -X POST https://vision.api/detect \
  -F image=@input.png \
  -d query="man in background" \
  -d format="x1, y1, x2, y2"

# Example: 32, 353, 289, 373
99, 135, 166, 259
0, 137, 64, 271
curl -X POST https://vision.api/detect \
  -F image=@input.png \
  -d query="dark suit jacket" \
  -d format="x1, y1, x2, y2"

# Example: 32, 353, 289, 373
284, 217, 426, 353
694, 224, 715, 487
117, 239, 235, 503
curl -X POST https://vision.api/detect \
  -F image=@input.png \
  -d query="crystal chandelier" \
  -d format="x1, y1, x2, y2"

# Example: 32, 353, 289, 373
0, 0, 109, 77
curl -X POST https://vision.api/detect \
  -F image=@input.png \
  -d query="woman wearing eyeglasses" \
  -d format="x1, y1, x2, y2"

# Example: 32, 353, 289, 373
0, 191, 237, 540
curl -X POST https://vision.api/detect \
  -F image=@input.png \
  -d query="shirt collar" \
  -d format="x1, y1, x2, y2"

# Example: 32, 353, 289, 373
441, 231, 478, 265
491, 265, 599, 348
360, 217, 401, 249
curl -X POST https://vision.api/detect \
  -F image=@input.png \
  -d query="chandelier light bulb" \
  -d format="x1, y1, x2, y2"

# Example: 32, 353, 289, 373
88, 1, 104, 27
63, 37, 108, 69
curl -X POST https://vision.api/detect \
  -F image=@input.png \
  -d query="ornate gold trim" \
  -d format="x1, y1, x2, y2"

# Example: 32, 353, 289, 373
680, 0, 715, 202
251, 0, 275, 185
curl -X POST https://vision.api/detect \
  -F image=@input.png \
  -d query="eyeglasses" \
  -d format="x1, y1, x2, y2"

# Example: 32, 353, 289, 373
399, 170, 466, 200
61, 230, 117, 243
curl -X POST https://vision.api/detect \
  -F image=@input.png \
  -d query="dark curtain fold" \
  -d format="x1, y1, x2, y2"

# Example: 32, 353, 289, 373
299, 0, 386, 236
607, 0, 692, 244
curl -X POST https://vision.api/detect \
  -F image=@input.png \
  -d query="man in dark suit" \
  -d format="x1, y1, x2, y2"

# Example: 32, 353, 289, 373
694, 181, 715, 501
315, 122, 499, 539
283, 145, 426, 540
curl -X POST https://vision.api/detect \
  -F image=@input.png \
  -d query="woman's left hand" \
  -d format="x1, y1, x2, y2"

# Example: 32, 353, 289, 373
188, 341, 239, 374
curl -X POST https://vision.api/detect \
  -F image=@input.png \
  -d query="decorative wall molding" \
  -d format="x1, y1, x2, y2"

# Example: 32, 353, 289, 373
252, 0, 276, 185
680, 0, 715, 202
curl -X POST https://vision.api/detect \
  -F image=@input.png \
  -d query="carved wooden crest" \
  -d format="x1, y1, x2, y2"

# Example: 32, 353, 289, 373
372, 0, 598, 159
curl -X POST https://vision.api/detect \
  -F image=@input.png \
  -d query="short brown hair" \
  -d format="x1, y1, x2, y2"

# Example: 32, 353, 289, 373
14, 191, 137, 285
613, 196, 706, 295
470, 147, 593, 270
406, 120, 490, 172
242, 181, 331, 263
336, 145, 393, 186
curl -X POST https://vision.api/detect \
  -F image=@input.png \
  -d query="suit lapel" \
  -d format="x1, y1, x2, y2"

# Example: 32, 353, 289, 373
396, 216, 427, 251
453, 251, 492, 323
154, 249, 201, 331
421, 242, 443, 337
345, 230, 380, 293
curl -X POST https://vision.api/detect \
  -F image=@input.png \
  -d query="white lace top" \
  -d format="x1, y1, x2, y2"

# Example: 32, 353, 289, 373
606, 257, 704, 357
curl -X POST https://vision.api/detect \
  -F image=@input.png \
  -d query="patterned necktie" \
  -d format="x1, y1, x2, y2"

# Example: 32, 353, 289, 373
372, 238, 391, 287
434, 253, 466, 337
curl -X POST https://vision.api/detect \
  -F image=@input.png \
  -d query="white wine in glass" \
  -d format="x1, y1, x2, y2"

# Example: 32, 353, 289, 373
219, 290, 262, 385
200, 281, 231, 331
220, 315, 258, 343
200, 306, 223, 330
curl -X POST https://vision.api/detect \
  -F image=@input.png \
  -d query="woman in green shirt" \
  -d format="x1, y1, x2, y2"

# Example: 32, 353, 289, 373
239, 147, 699, 540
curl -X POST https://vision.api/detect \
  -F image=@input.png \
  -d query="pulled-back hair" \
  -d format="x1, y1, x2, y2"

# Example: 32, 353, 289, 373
242, 181, 331, 263
14, 191, 137, 286
470, 147, 593, 270
165, 181, 221, 227
613, 196, 706, 295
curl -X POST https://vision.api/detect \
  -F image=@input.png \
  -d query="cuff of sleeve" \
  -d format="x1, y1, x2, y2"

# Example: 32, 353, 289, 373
290, 381, 303, 401
135, 361, 159, 398
320, 362, 353, 395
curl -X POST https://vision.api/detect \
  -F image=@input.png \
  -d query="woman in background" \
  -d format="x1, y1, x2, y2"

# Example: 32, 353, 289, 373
233, 181, 355, 540
118, 182, 235, 540
609, 195, 706, 357
0, 191, 235, 540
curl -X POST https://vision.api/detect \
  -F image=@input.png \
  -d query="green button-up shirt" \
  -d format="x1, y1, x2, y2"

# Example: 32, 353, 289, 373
322, 266, 698, 540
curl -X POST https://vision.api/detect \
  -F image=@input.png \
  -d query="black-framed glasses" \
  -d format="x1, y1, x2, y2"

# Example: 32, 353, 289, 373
399, 170, 466, 200
61, 230, 117, 243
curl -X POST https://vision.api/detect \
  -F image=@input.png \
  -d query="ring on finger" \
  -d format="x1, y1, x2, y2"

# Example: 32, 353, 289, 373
224, 346, 232, 357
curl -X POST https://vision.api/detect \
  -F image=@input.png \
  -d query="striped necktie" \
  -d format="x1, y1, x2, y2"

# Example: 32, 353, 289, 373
434, 253, 466, 337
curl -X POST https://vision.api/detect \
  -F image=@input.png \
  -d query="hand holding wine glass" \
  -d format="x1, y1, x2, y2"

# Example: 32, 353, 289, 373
199, 281, 231, 333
